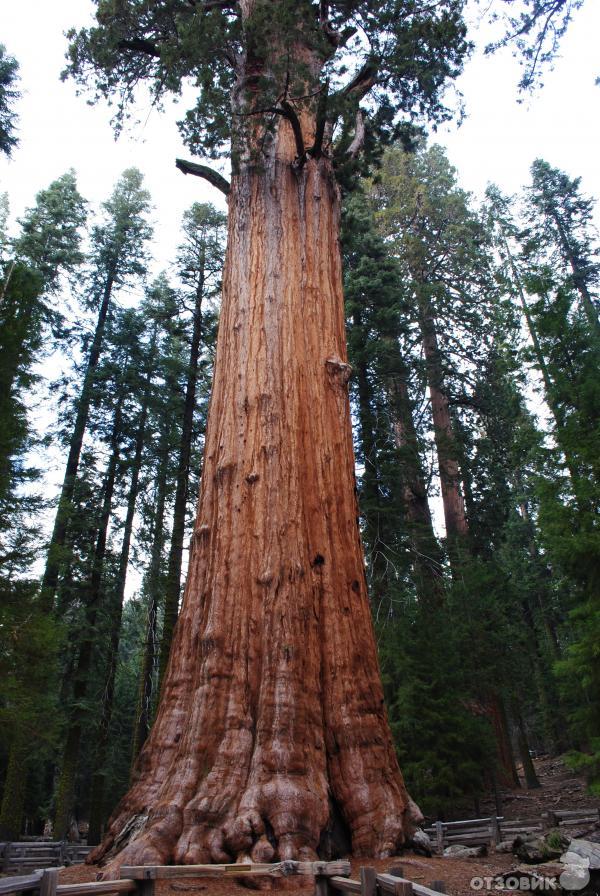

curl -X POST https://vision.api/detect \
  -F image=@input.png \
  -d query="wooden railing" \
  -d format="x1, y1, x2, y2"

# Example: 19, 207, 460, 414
0, 862, 446, 896
1, 843, 92, 874
423, 808, 600, 854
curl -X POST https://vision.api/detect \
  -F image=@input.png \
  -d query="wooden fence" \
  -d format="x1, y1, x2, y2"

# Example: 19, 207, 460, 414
1, 843, 92, 874
0, 862, 447, 896
423, 808, 600, 853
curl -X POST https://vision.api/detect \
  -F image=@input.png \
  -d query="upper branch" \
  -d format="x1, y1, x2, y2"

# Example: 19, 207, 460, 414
175, 159, 231, 196
280, 100, 306, 163
341, 61, 379, 100
117, 38, 161, 57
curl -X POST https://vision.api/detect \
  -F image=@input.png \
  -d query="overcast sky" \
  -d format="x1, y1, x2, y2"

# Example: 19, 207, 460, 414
1, 0, 599, 264
0, 0, 598, 554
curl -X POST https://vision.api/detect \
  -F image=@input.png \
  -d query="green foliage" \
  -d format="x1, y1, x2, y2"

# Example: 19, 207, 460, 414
0, 45, 20, 157
15, 171, 87, 292
564, 741, 600, 797
380, 609, 495, 816
484, 1, 585, 92
63, 0, 470, 172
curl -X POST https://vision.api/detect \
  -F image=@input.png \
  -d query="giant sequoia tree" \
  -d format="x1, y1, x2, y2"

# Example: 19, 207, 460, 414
67, 0, 472, 869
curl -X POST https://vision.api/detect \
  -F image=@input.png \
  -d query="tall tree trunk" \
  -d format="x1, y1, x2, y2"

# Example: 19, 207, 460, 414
501, 230, 589, 506
351, 310, 389, 610
89, 125, 419, 872
40, 272, 115, 611
131, 422, 171, 767
159, 272, 205, 684
414, 290, 517, 785
53, 394, 122, 838
488, 694, 521, 789
383, 338, 445, 608
88, 365, 154, 845
416, 297, 468, 556
549, 210, 600, 336
512, 702, 541, 789
0, 727, 28, 839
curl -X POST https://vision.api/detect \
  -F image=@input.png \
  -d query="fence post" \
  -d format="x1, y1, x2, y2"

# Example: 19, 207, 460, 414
2, 841, 12, 873
430, 882, 446, 894
40, 868, 59, 896
315, 872, 330, 896
490, 816, 500, 849
435, 822, 444, 855
137, 870, 156, 896
541, 812, 558, 831
360, 866, 377, 896
393, 881, 412, 896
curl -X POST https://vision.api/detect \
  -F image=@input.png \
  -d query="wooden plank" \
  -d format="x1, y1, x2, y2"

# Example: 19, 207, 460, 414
555, 810, 599, 819
0, 873, 43, 896
377, 873, 440, 896
360, 866, 377, 896
435, 822, 444, 855
40, 869, 59, 896
441, 819, 495, 830
329, 878, 361, 894
120, 861, 351, 881
3, 842, 13, 873
57, 882, 138, 896
394, 884, 412, 896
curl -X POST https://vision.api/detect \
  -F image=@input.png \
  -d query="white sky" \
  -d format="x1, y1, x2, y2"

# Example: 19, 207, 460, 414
1, 0, 599, 250
0, 0, 598, 554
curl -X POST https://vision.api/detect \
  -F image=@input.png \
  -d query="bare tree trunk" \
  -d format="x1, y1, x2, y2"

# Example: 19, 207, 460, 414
416, 299, 468, 554
488, 694, 520, 789
512, 703, 541, 789
384, 339, 445, 608
159, 273, 205, 684
89, 124, 419, 872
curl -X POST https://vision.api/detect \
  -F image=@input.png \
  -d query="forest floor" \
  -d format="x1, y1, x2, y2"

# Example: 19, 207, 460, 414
477, 754, 600, 821
57, 756, 599, 896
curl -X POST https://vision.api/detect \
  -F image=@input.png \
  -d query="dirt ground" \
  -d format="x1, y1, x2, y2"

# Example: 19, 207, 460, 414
478, 755, 600, 822
57, 756, 599, 896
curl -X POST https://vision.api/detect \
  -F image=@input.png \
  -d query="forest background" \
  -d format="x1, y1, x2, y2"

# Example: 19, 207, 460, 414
0, 0, 599, 846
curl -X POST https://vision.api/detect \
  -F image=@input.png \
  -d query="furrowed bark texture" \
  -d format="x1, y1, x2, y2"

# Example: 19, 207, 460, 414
90, 125, 419, 872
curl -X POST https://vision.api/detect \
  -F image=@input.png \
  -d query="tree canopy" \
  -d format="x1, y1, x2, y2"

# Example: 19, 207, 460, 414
0, 45, 20, 157
64, 0, 470, 170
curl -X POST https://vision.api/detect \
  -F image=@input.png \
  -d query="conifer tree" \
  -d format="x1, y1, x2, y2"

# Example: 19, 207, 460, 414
41, 169, 152, 612
64, 0, 477, 866
0, 45, 19, 157
158, 204, 226, 684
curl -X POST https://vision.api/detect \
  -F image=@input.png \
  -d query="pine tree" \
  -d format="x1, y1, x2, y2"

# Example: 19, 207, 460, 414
0, 45, 19, 157
158, 203, 226, 684
40, 169, 152, 612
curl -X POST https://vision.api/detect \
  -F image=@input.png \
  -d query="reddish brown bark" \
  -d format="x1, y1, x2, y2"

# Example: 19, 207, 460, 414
385, 352, 445, 609
417, 303, 468, 547
90, 119, 420, 872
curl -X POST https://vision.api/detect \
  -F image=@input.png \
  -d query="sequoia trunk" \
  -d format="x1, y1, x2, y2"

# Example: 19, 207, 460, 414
416, 298, 469, 552
90, 124, 419, 871
384, 345, 445, 608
